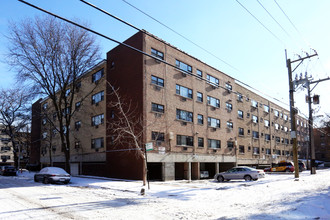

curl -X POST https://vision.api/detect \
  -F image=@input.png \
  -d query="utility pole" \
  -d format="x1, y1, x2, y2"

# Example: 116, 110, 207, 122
286, 50, 317, 179
307, 77, 330, 174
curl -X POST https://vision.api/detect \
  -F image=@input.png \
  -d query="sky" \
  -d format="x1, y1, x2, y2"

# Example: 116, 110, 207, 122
2, 168, 330, 219
0, 0, 329, 125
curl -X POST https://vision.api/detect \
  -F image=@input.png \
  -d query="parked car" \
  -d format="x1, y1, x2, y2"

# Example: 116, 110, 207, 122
0, 165, 17, 176
34, 167, 71, 184
298, 160, 306, 172
264, 161, 295, 173
214, 166, 265, 182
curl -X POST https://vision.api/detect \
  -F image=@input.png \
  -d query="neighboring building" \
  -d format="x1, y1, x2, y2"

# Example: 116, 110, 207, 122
32, 31, 308, 181
314, 127, 330, 162
0, 126, 13, 166
0, 125, 30, 168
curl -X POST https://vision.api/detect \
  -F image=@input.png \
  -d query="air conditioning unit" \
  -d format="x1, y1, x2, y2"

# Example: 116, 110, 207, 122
181, 97, 187, 102
154, 113, 162, 118
212, 127, 217, 131
154, 85, 161, 91
181, 72, 187, 77
181, 121, 187, 126
211, 106, 216, 111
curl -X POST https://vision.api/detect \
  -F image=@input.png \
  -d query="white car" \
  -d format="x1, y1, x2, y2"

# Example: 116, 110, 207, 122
34, 167, 71, 184
214, 166, 265, 182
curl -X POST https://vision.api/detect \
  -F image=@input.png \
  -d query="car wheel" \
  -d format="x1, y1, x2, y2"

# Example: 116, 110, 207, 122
34, 176, 38, 182
244, 175, 252, 181
43, 177, 49, 184
217, 175, 224, 182
253, 179, 258, 181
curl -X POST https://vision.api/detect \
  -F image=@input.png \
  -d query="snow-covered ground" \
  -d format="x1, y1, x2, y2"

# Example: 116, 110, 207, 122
1, 169, 329, 219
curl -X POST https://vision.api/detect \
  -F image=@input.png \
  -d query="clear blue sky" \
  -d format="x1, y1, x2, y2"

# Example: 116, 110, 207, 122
1, 0, 329, 124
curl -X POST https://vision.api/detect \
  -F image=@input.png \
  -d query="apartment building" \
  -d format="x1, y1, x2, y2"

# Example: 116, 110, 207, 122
0, 126, 13, 166
33, 31, 308, 181
32, 60, 107, 176
314, 127, 330, 162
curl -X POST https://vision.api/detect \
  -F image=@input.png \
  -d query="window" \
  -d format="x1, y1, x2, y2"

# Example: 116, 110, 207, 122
252, 131, 259, 139
264, 119, 270, 127
284, 126, 288, 132
264, 105, 269, 113
197, 92, 203, 102
227, 121, 233, 129
198, 137, 204, 148
75, 101, 81, 110
247, 113, 250, 118
252, 115, 258, 123
151, 75, 164, 87
237, 93, 243, 102
280, 113, 283, 118
238, 110, 244, 119
151, 48, 164, 60
227, 141, 234, 150
152, 103, 164, 113
92, 68, 104, 83
42, 132, 47, 139
283, 114, 288, 120
176, 60, 192, 73
42, 103, 48, 110
176, 84, 193, 99
284, 138, 289, 144
176, 109, 193, 122
239, 145, 245, 154
206, 74, 219, 86
208, 139, 221, 149
274, 123, 280, 130
177, 135, 193, 146
42, 118, 47, 125
91, 137, 104, 149
197, 114, 204, 125
226, 102, 232, 111
251, 100, 258, 108
207, 96, 220, 108
265, 134, 270, 141
253, 147, 260, 155
65, 89, 70, 97
75, 81, 81, 90
225, 83, 232, 91
74, 141, 80, 149
197, 69, 203, 78
75, 121, 81, 131
62, 107, 70, 116
92, 91, 104, 105
266, 148, 271, 155
238, 127, 244, 136
275, 136, 280, 143
208, 117, 220, 128
152, 132, 165, 141
92, 114, 104, 126
274, 110, 279, 117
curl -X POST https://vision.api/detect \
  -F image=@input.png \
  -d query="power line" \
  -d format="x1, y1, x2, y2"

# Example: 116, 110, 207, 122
256, 0, 291, 39
235, 0, 286, 47
18, 0, 292, 113
120, 0, 240, 72
274, 0, 311, 48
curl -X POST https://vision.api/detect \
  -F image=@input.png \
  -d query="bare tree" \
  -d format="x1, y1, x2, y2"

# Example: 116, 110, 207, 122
107, 83, 147, 186
6, 15, 101, 173
0, 87, 31, 168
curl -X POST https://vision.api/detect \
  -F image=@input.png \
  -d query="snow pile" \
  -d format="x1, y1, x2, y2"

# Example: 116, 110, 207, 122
9, 168, 330, 219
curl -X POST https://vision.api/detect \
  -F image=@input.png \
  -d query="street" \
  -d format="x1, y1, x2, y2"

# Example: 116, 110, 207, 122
0, 170, 329, 220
